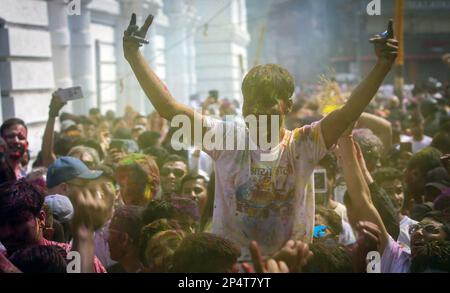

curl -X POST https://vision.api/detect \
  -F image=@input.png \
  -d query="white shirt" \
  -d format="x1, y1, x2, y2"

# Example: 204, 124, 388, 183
188, 148, 214, 181
203, 118, 328, 258
333, 202, 349, 223
397, 215, 418, 253
381, 236, 411, 273
400, 135, 432, 154
339, 220, 356, 246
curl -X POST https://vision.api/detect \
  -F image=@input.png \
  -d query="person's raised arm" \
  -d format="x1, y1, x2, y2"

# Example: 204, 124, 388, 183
42, 91, 66, 167
123, 14, 199, 125
321, 20, 398, 149
337, 135, 389, 253
357, 113, 392, 152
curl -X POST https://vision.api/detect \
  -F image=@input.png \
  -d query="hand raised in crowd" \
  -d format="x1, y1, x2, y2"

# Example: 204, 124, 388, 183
271, 240, 313, 273
355, 221, 382, 253
70, 181, 115, 230
354, 141, 375, 185
249, 241, 290, 273
351, 221, 382, 273
49, 90, 67, 118
369, 20, 399, 67
123, 13, 154, 61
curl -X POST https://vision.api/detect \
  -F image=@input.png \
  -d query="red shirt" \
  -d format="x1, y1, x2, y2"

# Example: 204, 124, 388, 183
41, 238, 106, 273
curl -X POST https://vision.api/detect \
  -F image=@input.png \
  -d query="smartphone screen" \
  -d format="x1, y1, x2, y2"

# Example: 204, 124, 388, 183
314, 169, 327, 194
400, 142, 412, 153
57, 87, 84, 103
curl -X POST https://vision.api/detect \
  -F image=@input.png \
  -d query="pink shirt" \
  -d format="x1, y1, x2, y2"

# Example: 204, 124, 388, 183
41, 238, 106, 273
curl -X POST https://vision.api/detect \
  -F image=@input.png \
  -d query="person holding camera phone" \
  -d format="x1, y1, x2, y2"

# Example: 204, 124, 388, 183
41, 88, 85, 168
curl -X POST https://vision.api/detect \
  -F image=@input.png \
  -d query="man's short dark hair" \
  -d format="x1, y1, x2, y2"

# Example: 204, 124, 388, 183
0, 180, 45, 225
373, 167, 403, 185
89, 108, 100, 116
112, 205, 144, 247
410, 240, 450, 273
138, 131, 161, 150
172, 233, 240, 273
242, 64, 294, 104
9, 245, 68, 273
181, 173, 207, 189
78, 116, 95, 126
113, 128, 132, 140
105, 110, 116, 121
162, 154, 187, 167
407, 147, 443, 174
143, 146, 169, 168
208, 90, 219, 101
0, 118, 28, 137
54, 136, 78, 157
74, 138, 105, 161
139, 218, 182, 266
302, 242, 353, 273
431, 132, 450, 155
142, 199, 176, 226
134, 115, 146, 122
315, 206, 343, 235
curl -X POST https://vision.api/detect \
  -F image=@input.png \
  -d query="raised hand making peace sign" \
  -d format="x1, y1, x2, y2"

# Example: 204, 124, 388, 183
123, 13, 154, 61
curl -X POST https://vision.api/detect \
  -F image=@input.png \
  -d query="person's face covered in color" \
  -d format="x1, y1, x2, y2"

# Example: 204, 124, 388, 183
2, 124, 28, 162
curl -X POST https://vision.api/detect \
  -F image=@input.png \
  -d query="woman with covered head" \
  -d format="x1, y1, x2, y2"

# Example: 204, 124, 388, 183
114, 154, 160, 207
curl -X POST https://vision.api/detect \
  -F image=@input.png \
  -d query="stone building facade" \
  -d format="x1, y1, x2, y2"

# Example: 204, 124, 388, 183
0, 0, 250, 158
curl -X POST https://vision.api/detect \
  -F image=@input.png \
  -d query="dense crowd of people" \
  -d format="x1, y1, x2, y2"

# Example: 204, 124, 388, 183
0, 15, 449, 273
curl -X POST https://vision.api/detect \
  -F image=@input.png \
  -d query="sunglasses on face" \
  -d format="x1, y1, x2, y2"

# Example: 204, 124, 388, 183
409, 223, 442, 235
160, 168, 185, 178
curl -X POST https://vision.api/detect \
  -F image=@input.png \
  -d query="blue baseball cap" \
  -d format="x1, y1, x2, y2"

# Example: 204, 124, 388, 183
47, 156, 103, 189
45, 194, 74, 224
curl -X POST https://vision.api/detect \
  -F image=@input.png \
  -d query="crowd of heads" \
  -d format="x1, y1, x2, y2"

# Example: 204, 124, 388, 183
0, 65, 449, 273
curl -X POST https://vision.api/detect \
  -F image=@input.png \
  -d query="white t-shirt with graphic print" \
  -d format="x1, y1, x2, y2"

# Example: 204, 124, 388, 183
202, 118, 328, 258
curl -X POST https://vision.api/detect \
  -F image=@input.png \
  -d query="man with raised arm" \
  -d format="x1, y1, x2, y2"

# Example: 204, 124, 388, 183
123, 13, 398, 257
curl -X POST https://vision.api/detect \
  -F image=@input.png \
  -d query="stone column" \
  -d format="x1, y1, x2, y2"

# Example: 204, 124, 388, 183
195, 0, 250, 103
68, 0, 95, 114
165, 0, 198, 105
48, 0, 73, 112
48, 0, 73, 89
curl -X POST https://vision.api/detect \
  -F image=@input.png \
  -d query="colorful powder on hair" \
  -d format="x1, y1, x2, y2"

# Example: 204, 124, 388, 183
316, 74, 346, 116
